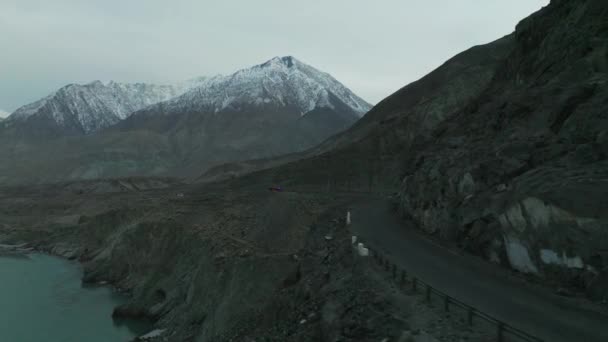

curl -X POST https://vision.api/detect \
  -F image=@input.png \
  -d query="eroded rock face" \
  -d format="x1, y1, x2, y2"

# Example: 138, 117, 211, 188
395, 0, 608, 293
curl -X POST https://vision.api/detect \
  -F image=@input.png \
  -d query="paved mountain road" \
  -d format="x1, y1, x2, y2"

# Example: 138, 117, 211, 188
349, 198, 608, 342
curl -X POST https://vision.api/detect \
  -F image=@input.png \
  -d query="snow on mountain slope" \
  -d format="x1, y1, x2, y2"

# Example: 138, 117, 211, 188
159, 56, 372, 117
6, 80, 201, 134
0, 109, 9, 119
4, 56, 370, 136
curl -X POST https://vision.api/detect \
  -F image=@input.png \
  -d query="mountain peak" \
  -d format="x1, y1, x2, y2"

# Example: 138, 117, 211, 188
165, 56, 372, 117
87, 80, 104, 87
5, 57, 371, 136
260, 56, 298, 69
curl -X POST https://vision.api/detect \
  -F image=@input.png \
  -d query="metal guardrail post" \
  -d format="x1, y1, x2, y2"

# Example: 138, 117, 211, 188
497, 322, 505, 342
362, 241, 543, 342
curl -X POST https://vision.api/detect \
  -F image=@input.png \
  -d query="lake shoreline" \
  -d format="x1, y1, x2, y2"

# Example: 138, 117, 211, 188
0, 192, 348, 341
0, 247, 152, 341
0, 242, 34, 257
0, 237, 159, 342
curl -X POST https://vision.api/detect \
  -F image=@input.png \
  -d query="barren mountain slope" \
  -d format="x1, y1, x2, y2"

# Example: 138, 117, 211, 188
227, 0, 608, 299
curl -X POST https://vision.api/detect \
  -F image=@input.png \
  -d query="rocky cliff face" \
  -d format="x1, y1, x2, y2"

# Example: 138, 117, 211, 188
393, 0, 608, 297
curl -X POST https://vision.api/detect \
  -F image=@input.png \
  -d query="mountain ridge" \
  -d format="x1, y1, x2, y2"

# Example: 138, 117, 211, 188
3, 80, 200, 135
132, 56, 371, 121
0, 56, 371, 185
3, 56, 371, 138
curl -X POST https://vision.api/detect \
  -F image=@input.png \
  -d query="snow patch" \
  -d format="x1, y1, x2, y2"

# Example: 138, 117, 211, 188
138, 329, 166, 340
503, 235, 538, 274
501, 197, 584, 233
540, 249, 584, 269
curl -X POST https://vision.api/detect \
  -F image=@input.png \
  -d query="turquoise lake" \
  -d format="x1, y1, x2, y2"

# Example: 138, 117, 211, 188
0, 253, 149, 342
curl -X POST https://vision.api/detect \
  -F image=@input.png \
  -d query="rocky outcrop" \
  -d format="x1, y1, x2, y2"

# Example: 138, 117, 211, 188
394, 0, 608, 297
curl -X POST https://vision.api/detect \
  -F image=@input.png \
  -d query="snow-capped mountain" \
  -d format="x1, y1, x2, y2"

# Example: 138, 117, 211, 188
0, 56, 372, 185
109, 56, 372, 177
4, 80, 200, 134
3, 56, 370, 137
150, 56, 371, 117
0, 109, 9, 119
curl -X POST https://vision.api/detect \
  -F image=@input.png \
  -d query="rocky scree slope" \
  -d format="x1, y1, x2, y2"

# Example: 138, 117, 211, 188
227, 0, 608, 301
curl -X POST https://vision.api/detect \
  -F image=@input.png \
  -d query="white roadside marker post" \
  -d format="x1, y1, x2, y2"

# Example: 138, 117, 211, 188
357, 243, 369, 257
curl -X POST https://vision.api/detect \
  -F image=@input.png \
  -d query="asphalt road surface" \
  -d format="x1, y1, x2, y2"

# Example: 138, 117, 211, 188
350, 198, 608, 342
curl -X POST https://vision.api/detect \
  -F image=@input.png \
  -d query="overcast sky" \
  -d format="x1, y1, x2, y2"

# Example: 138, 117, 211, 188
0, 0, 549, 115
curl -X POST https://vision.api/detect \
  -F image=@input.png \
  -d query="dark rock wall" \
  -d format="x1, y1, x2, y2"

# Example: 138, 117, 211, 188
396, 0, 608, 297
